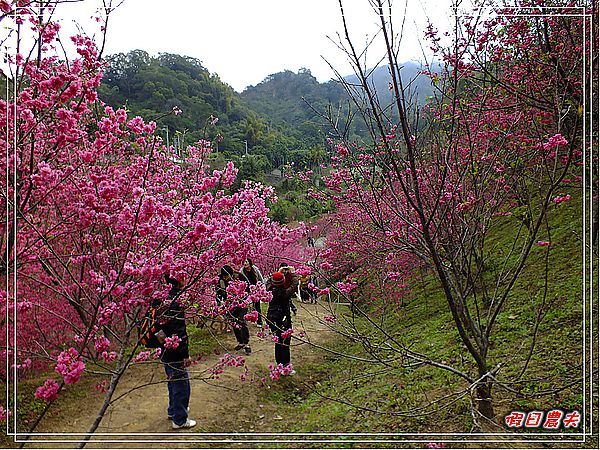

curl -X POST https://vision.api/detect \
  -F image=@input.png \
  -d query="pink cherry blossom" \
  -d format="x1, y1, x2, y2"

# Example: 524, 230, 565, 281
244, 310, 259, 322
55, 348, 85, 385
281, 328, 294, 339
164, 335, 181, 350
133, 351, 152, 362
35, 379, 60, 402
336, 280, 357, 294
94, 336, 110, 353
268, 363, 294, 380
13, 358, 32, 370
543, 133, 569, 151
0, 1, 12, 14
553, 194, 571, 204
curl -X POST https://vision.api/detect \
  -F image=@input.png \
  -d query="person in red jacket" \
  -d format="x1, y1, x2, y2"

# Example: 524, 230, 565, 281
277, 262, 298, 315
266, 271, 296, 372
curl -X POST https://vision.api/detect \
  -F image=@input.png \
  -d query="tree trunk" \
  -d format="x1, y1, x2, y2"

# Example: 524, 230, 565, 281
476, 381, 494, 421
77, 342, 129, 449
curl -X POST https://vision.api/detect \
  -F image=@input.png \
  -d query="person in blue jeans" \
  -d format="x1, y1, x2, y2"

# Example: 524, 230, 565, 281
156, 275, 196, 429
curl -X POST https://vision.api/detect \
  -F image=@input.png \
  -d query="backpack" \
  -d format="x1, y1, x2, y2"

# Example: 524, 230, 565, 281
138, 305, 161, 348
138, 287, 182, 348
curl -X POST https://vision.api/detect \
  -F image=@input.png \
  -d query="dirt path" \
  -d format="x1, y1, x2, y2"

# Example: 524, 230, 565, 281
33, 301, 337, 448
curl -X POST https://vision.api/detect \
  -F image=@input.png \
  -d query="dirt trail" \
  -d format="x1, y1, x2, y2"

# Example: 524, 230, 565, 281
33, 301, 337, 448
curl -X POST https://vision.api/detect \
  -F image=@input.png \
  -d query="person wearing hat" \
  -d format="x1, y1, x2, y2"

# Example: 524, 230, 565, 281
275, 262, 298, 315
277, 262, 297, 288
266, 271, 297, 370
217, 265, 251, 354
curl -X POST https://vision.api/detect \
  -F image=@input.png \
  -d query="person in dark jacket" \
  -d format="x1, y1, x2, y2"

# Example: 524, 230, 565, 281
155, 275, 196, 429
217, 265, 251, 354
239, 258, 265, 327
266, 271, 296, 371
278, 262, 298, 315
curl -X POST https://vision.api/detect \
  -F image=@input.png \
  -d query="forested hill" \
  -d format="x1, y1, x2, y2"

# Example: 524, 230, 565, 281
98, 50, 436, 172
99, 51, 255, 156
240, 65, 436, 141
98, 51, 332, 174
100, 50, 242, 130
239, 69, 357, 138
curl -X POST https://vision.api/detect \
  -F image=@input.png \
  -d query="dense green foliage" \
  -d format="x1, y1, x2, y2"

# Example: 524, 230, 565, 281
97, 50, 348, 222
100, 51, 234, 134
240, 68, 363, 142
98, 51, 335, 171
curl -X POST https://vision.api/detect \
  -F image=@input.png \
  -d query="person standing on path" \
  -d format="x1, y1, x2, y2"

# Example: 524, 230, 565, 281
238, 258, 265, 328
217, 265, 251, 354
272, 262, 298, 315
265, 271, 297, 371
156, 275, 196, 429
298, 272, 311, 303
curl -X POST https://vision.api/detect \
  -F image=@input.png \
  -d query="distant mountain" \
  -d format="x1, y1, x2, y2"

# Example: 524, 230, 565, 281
241, 62, 438, 142
343, 61, 438, 107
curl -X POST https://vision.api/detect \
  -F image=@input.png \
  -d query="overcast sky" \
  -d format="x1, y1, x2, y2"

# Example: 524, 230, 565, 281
56, 0, 456, 92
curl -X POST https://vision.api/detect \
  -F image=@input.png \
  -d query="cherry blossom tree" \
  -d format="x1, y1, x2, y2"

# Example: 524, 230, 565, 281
305, 0, 595, 426
0, 2, 288, 444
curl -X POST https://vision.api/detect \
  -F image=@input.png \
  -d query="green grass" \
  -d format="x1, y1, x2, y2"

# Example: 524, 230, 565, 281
265, 185, 596, 446
187, 321, 224, 356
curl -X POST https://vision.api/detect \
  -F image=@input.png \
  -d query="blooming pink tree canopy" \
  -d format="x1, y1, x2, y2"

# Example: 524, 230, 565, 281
0, 3, 291, 432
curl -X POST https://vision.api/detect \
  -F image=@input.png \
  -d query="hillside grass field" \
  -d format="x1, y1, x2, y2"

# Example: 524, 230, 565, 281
261, 184, 596, 447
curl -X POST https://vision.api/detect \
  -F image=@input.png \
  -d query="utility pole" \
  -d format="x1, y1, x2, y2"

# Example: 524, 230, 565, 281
163, 127, 170, 149
243, 140, 248, 157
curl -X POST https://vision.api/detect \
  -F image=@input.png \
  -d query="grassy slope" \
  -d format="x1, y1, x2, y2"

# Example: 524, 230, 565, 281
266, 186, 595, 441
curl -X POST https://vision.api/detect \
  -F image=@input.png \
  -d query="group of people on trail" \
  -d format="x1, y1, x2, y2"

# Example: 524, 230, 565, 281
217, 260, 300, 358
146, 259, 309, 430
